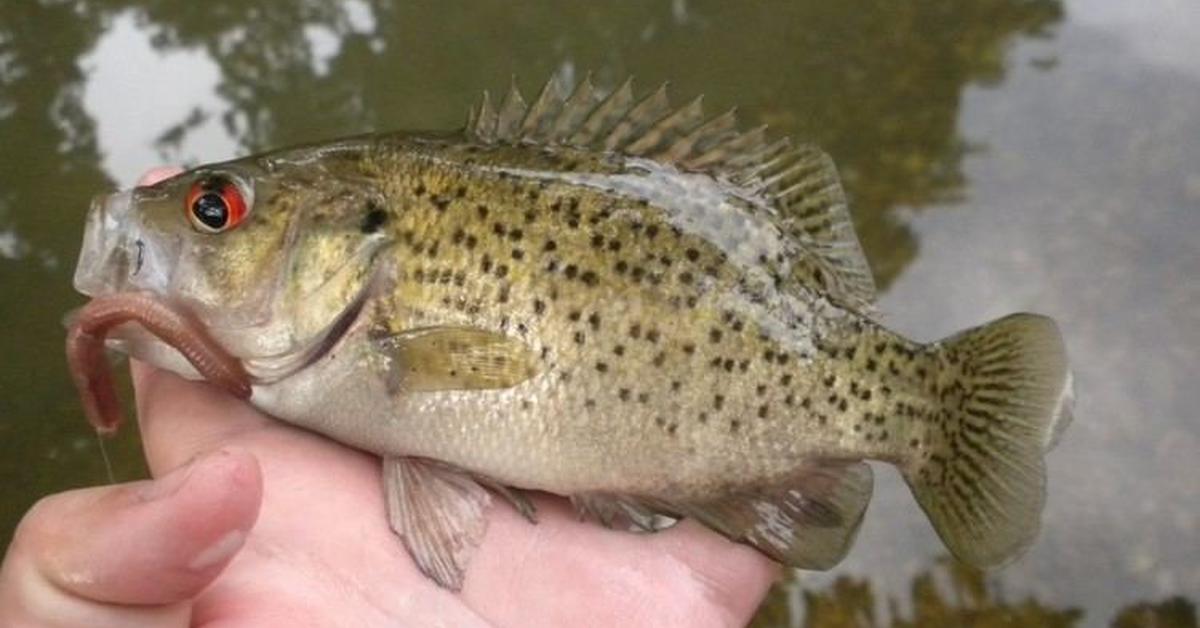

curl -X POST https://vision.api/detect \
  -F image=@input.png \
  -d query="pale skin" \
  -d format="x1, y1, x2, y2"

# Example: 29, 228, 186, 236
0, 168, 778, 627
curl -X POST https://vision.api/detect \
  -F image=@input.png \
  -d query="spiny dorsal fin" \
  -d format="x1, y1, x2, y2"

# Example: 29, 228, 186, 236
463, 76, 876, 306
495, 78, 528, 142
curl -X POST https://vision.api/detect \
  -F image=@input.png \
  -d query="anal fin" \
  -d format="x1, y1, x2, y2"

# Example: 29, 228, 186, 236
382, 457, 493, 590
573, 461, 873, 570
690, 461, 873, 569
571, 493, 678, 532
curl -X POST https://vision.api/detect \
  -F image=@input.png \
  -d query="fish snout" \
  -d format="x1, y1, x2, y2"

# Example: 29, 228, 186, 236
73, 191, 139, 297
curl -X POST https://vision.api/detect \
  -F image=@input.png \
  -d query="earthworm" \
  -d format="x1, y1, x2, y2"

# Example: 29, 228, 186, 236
66, 293, 252, 435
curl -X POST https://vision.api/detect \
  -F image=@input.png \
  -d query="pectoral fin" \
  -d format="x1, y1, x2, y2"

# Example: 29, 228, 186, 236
374, 326, 539, 394
382, 457, 492, 590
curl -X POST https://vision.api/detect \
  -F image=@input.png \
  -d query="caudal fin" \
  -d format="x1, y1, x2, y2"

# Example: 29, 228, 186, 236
903, 313, 1073, 568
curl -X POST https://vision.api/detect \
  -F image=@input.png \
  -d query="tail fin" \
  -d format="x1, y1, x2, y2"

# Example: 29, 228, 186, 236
903, 313, 1073, 568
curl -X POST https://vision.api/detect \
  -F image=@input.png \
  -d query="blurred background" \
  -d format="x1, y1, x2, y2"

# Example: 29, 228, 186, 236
1, 1, 1196, 625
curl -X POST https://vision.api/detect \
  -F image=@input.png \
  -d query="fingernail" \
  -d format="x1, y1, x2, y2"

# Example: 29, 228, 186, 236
189, 529, 247, 571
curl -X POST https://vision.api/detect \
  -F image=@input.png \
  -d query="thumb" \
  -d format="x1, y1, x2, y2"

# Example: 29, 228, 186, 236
0, 449, 261, 627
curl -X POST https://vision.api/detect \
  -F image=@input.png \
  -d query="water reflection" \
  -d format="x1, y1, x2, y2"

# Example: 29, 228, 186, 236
1, 0, 1196, 626
752, 559, 1196, 627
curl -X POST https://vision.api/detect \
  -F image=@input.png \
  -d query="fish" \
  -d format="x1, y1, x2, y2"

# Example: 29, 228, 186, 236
69, 75, 1074, 590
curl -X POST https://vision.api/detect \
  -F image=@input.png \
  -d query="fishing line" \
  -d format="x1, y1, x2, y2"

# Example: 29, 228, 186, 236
95, 429, 116, 485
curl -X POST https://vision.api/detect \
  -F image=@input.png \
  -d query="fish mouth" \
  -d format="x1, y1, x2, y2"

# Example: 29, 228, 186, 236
66, 292, 252, 435
66, 271, 376, 435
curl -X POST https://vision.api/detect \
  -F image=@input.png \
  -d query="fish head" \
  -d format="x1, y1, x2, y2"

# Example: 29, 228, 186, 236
74, 151, 389, 375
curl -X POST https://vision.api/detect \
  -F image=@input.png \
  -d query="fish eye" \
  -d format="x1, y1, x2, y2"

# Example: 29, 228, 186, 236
185, 176, 249, 234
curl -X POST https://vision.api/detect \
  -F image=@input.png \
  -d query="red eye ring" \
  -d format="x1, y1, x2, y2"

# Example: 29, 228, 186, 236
185, 176, 249, 233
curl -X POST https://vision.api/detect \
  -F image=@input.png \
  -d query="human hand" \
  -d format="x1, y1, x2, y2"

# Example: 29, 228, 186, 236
0, 168, 779, 627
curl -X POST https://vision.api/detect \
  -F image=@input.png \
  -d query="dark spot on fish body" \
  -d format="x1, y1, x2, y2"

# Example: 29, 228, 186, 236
360, 202, 388, 234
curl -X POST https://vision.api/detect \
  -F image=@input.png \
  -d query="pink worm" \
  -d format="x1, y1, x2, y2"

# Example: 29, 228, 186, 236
66, 293, 252, 435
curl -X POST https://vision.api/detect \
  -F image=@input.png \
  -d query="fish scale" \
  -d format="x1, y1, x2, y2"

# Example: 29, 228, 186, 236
71, 75, 1074, 590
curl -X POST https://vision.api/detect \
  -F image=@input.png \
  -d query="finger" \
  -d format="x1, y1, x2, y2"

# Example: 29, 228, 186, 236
463, 495, 778, 627
137, 167, 184, 187
0, 449, 261, 627
132, 361, 274, 474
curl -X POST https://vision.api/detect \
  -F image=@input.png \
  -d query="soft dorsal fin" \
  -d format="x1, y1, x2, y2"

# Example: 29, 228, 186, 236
464, 75, 876, 307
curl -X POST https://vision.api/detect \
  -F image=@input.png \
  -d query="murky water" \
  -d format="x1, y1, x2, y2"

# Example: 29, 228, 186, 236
1, 1, 1196, 625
